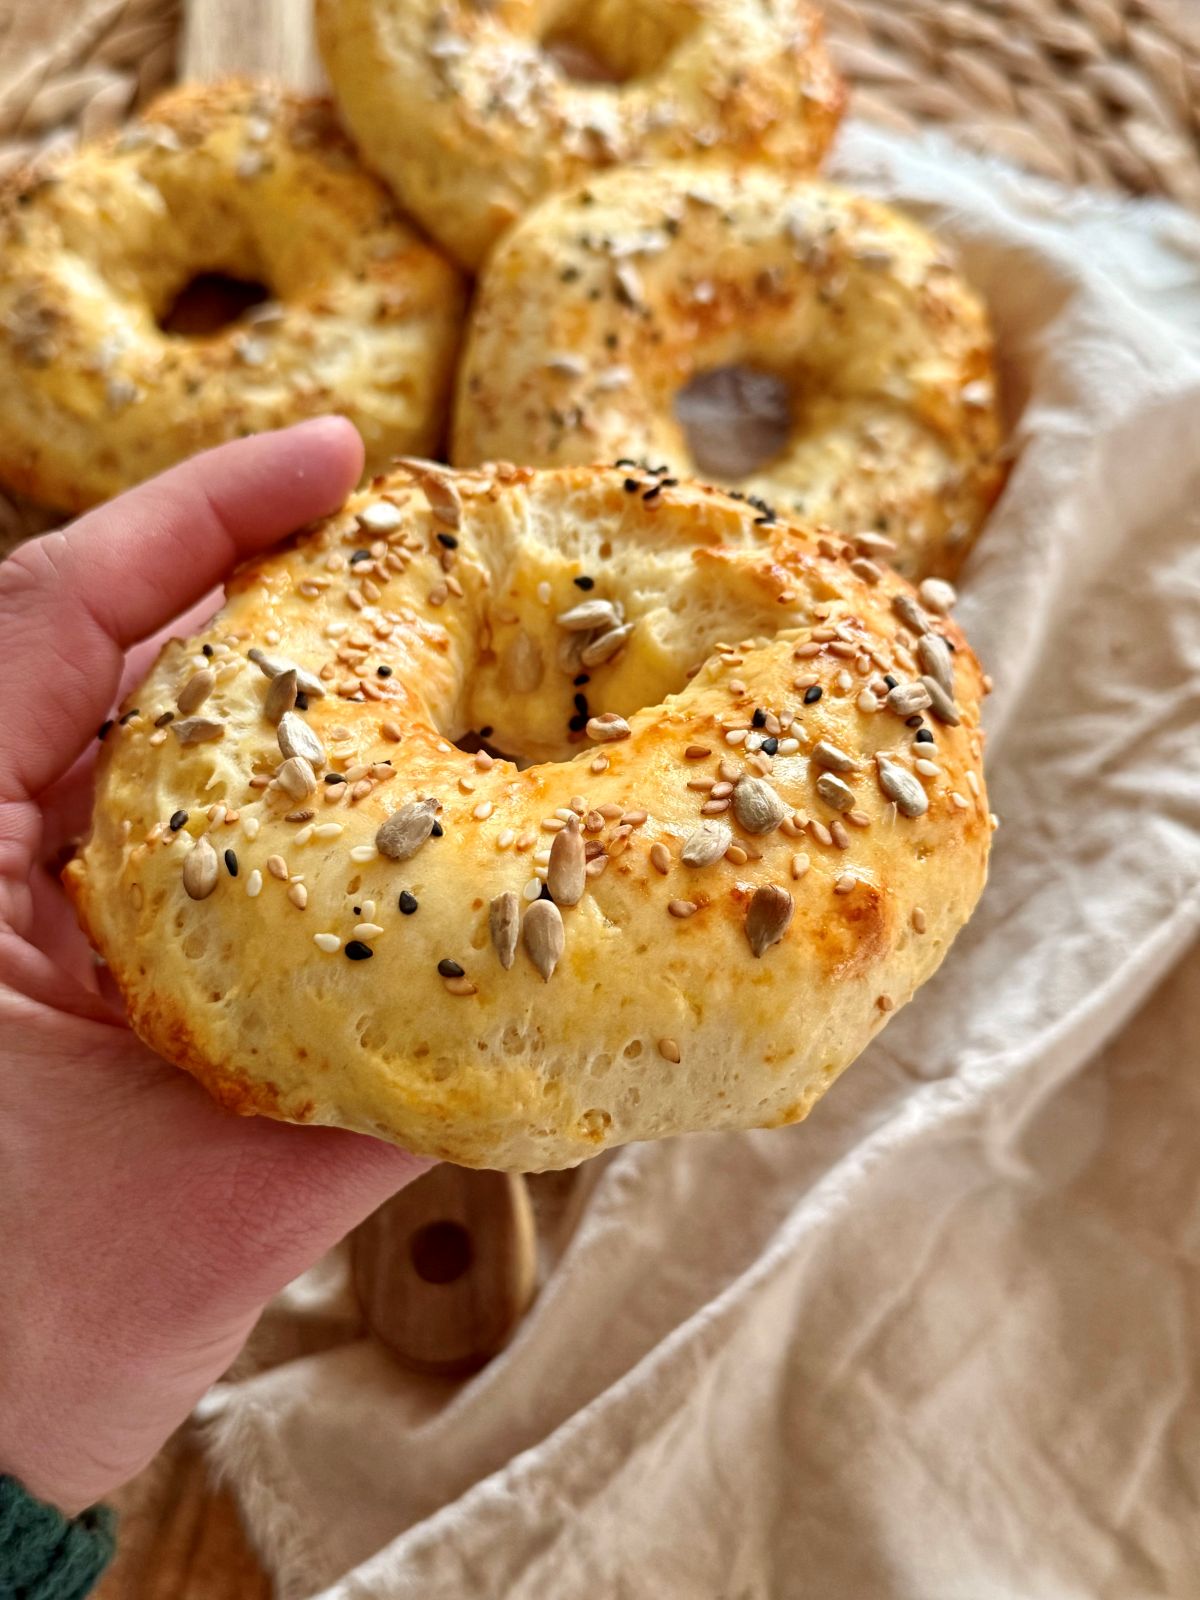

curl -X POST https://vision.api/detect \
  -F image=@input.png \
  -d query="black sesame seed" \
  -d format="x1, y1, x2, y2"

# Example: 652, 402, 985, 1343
762, 736, 779, 756
804, 685, 823, 705
202, 644, 214, 657
906, 715, 924, 729
573, 673, 590, 687
345, 940, 374, 961
573, 692, 589, 715
324, 772, 347, 784
916, 729, 935, 744
119, 708, 140, 725
353, 906, 362, 916
295, 691, 309, 711
224, 849, 239, 878
574, 575, 595, 590
98, 720, 113, 741
614, 458, 637, 469
945, 638, 957, 652
154, 711, 175, 728
431, 820, 444, 837
623, 478, 640, 493
438, 958, 465, 978
660, 478, 679, 488
568, 713, 588, 733
436, 532, 459, 549
350, 549, 371, 564
751, 707, 767, 728
376, 664, 393, 678
883, 674, 898, 689
398, 891, 418, 914
169, 810, 188, 831
642, 483, 662, 502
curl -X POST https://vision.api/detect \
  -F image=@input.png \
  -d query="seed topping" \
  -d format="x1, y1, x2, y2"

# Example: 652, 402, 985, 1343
182, 836, 219, 900
547, 819, 586, 905
586, 712, 631, 743
811, 740, 856, 773
172, 717, 223, 746
920, 675, 961, 725
680, 822, 732, 867
745, 884, 794, 958
815, 773, 856, 812
523, 898, 564, 980
277, 711, 325, 768
265, 668, 298, 725
732, 775, 787, 834
248, 647, 325, 698
876, 755, 929, 818
489, 891, 520, 969
277, 756, 317, 798
376, 798, 439, 860
177, 669, 215, 715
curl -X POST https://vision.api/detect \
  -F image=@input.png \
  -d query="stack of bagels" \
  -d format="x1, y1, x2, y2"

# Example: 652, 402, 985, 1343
3, 0, 1002, 1170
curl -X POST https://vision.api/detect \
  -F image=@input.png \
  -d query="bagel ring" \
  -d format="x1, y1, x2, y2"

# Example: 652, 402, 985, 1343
0, 82, 465, 513
67, 462, 991, 1172
453, 165, 1004, 581
315, 0, 844, 269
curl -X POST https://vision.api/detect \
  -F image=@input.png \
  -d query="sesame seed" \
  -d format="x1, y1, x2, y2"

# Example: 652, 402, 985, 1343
684, 745, 711, 760
658, 1038, 681, 1063
350, 844, 377, 863
353, 923, 385, 939
668, 899, 698, 918
791, 852, 811, 879
912, 907, 928, 933
650, 842, 671, 874
574, 575, 595, 590
314, 933, 341, 953
345, 940, 373, 960
313, 822, 344, 839
294, 825, 314, 846
288, 883, 308, 909
169, 809, 188, 832
725, 729, 747, 746
877, 994, 895, 1012
950, 792, 970, 810
246, 869, 263, 898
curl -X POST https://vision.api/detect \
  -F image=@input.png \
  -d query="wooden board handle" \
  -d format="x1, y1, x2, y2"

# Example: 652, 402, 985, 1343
352, 1166, 538, 1376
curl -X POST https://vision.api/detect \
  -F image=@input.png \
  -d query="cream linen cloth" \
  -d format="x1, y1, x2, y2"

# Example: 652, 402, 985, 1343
198, 124, 1200, 1599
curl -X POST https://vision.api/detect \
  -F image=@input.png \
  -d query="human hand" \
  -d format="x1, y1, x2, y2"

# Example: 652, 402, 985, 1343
0, 421, 428, 1515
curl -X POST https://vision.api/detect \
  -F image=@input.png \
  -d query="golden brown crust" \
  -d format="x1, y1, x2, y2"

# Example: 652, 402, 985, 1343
316, 0, 845, 269
453, 166, 1004, 581
0, 80, 465, 512
67, 463, 991, 1170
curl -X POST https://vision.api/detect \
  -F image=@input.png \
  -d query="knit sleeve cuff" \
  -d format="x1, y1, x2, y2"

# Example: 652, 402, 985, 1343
0, 1473, 116, 1600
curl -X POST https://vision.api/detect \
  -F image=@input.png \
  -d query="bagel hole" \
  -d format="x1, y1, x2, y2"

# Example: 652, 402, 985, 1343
676, 366, 794, 481
541, 1, 695, 85
453, 728, 529, 769
159, 272, 273, 338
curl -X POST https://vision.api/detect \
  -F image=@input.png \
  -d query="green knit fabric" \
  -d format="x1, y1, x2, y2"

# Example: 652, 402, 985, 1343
0, 1477, 115, 1600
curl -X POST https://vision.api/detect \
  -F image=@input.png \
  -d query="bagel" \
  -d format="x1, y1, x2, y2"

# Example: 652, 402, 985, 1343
66, 461, 991, 1172
315, 0, 844, 269
0, 82, 465, 513
453, 166, 1003, 581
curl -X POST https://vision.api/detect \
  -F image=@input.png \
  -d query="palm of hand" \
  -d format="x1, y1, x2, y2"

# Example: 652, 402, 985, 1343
0, 424, 425, 1515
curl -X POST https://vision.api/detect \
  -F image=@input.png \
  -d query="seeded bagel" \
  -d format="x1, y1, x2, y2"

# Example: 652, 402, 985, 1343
315, 0, 844, 270
66, 462, 991, 1172
0, 81, 465, 513
453, 165, 1003, 580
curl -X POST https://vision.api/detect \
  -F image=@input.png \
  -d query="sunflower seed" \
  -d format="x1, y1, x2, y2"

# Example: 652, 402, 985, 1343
745, 884, 794, 957
357, 500, 403, 533
917, 633, 955, 696
586, 713, 631, 743
277, 711, 325, 767
580, 623, 634, 668
489, 891, 520, 969
182, 836, 219, 900
557, 598, 620, 632
523, 898, 564, 980
680, 821, 732, 867
891, 593, 930, 635
172, 717, 223, 746
811, 739, 857, 773
732, 775, 787, 834
918, 577, 957, 615
816, 773, 857, 812
396, 457, 462, 527
247, 647, 325, 698
920, 674, 961, 726
177, 668, 215, 715
375, 797, 439, 860
277, 756, 317, 798
502, 629, 543, 693
886, 681, 933, 717
547, 820, 586, 905
877, 756, 929, 818
264, 668, 298, 724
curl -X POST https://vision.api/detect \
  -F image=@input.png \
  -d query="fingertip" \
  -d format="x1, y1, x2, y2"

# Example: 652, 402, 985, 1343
284, 416, 365, 506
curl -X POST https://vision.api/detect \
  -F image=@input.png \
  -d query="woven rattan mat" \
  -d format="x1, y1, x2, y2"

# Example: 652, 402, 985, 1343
2, 0, 1198, 548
